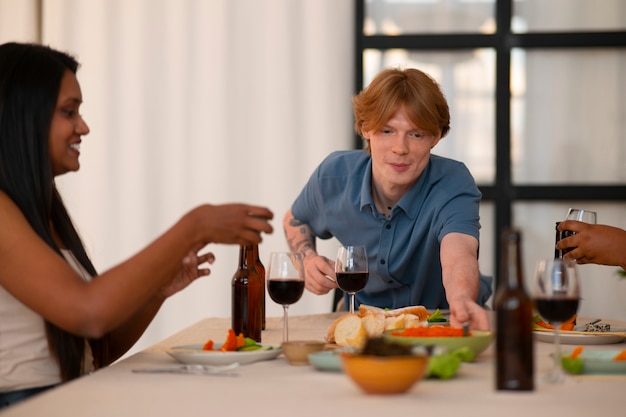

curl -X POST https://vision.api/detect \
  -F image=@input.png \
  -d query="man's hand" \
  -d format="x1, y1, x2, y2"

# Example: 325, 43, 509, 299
302, 254, 337, 295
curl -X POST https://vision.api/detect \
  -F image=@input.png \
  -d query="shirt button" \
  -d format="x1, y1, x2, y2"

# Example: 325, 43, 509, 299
385, 224, 391, 229
380, 259, 386, 265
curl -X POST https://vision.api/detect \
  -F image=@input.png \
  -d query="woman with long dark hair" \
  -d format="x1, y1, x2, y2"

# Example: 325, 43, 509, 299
0, 42, 273, 409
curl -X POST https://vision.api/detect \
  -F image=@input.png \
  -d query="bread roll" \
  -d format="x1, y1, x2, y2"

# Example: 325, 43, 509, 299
387, 305, 429, 321
403, 313, 424, 328
384, 314, 406, 331
326, 304, 430, 345
358, 304, 429, 321
358, 304, 386, 317
334, 314, 367, 348
361, 313, 385, 338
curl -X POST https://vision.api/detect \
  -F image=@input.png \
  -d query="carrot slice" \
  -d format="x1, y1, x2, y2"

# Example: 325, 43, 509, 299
612, 349, 626, 361
561, 315, 577, 331
536, 314, 576, 330
202, 339, 214, 351
219, 329, 238, 351
570, 345, 584, 359
536, 320, 553, 329
236, 333, 246, 349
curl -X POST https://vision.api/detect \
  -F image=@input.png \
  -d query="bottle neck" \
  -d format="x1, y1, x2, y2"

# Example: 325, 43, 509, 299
504, 243, 523, 288
238, 245, 253, 269
500, 230, 524, 289
251, 244, 260, 261
246, 245, 256, 269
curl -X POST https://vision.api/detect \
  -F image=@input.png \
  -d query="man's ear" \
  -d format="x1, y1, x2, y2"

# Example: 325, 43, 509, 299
430, 134, 442, 149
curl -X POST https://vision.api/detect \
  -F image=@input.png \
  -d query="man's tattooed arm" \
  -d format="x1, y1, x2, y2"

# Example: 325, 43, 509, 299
283, 210, 317, 259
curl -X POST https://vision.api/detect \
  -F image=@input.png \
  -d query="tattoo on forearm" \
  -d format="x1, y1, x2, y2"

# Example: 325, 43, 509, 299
289, 218, 305, 227
285, 215, 317, 258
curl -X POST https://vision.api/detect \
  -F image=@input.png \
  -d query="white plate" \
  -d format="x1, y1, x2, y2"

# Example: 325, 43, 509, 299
166, 343, 282, 366
534, 330, 626, 345
564, 349, 626, 374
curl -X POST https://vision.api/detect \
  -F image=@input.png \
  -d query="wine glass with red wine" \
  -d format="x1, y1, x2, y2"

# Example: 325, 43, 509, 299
532, 258, 580, 384
335, 245, 369, 315
267, 252, 305, 343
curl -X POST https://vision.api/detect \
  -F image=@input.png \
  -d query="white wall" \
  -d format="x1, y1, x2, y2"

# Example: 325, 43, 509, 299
1, 0, 354, 354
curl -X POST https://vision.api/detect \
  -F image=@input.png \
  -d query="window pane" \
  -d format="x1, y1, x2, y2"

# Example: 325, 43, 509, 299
513, 0, 626, 33
511, 48, 626, 184
513, 201, 626, 319
364, 48, 496, 184
364, 0, 496, 35
479, 201, 495, 295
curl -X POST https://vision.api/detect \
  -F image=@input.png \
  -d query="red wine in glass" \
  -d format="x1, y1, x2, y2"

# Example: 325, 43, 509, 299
534, 297, 579, 323
532, 258, 580, 384
335, 245, 368, 314
335, 272, 368, 293
266, 252, 305, 342
268, 279, 305, 306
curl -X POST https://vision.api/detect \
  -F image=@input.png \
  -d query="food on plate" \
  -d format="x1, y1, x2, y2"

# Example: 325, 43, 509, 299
360, 337, 414, 356
353, 338, 462, 380
391, 326, 467, 338
426, 308, 447, 323
426, 352, 461, 379
202, 328, 270, 352
532, 314, 576, 331
333, 314, 368, 348
569, 345, 584, 359
362, 313, 386, 336
561, 355, 584, 375
358, 304, 430, 321
202, 339, 214, 351
568, 346, 626, 361
582, 323, 612, 332
325, 304, 431, 347
613, 349, 626, 361
561, 346, 626, 374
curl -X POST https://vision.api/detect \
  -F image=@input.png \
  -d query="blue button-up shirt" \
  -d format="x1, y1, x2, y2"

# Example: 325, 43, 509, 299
291, 150, 492, 310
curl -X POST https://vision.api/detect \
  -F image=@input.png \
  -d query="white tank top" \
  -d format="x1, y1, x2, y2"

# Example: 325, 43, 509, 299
0, 250, 95, 391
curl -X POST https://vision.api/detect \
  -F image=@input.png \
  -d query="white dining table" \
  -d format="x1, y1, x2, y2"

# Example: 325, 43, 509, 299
2, 312, 625, 417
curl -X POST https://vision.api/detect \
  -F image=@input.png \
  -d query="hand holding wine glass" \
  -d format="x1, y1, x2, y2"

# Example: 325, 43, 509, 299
566, 208, 597, 224
532, 258, 580, 384
267, 252, 305, 343
335, 245, 368, 315
557, 208, 597, 257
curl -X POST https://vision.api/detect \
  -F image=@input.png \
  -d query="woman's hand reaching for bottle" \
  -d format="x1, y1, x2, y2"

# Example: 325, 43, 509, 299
160, 245, 215, 299
191, 203, 274, 246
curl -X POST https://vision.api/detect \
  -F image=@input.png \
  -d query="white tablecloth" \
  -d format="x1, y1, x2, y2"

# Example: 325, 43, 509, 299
2, 313, 625, 417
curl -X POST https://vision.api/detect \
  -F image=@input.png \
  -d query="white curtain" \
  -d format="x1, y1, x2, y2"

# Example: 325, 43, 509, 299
1, 0, 354, 354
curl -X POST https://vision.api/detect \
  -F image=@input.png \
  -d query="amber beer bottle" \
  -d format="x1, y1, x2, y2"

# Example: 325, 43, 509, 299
232, 245, 262, 342
251, 244, 266, 330
494, 228, 534, 391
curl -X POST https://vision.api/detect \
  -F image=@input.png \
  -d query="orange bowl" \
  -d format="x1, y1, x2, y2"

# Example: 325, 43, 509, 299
341, 353, 428, 395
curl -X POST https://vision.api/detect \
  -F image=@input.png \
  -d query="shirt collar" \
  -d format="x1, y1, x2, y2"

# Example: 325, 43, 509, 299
359, 157, 432, 220
359, 159, 375, 212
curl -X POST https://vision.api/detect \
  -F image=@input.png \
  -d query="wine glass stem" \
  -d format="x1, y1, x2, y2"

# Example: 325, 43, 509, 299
282, 305, 289, 342
553, 325, 562, 379
349, 293, 355, 314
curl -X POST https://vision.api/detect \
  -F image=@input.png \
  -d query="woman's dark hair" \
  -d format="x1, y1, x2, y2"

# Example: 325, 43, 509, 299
0, 42, 107, 381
